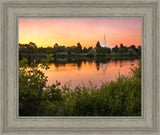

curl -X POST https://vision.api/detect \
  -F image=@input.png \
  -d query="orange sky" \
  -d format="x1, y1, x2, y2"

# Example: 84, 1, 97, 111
19, 18, 141, 48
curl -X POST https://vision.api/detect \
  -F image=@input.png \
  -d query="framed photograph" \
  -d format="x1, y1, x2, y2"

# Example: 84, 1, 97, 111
0, 0, 160, 135
19, 18, 142, 116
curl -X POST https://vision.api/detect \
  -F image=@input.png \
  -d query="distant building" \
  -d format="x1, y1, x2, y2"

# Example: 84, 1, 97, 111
101, 35, 108, 48
101, 35, 113, 50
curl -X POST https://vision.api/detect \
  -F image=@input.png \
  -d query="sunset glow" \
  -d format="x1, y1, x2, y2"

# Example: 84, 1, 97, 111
19, 18, 141, 48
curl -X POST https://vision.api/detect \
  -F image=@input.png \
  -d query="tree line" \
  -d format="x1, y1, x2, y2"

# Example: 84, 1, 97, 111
19, 41, 141, 56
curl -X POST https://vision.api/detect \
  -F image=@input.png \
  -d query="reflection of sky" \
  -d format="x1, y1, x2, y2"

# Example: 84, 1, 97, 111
39, 60, 138, 90
19, 18, 141, 48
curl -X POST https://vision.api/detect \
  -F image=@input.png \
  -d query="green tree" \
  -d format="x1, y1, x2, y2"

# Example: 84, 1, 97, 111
19, 55, 54, 116
96, 41, 101, 48
88, 49, 96, 57
83, 47, 88, 53
118, 43, 126, 53
112, 45, 118, 53
76, 42, 82, 53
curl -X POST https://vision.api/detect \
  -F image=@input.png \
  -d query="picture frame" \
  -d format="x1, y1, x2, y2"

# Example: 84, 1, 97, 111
0, 0, 159, 135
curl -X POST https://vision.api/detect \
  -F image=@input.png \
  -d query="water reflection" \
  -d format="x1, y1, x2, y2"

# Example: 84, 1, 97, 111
96, 62, 100, 71
40, 59, 138, 89
102, 63, 107, 75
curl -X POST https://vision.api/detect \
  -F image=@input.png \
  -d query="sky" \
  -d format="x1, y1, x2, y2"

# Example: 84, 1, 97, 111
19, 18, 141, 48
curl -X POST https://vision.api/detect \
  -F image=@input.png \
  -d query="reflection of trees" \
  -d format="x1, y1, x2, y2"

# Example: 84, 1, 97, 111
54, 59, 67, 67
95, 58, 109, 74
54, 63, 66, 68
88, 58, 94, 65
95, 58, 110, 63
83, 60, 87, 64
96, 62, 100, 71
114, 60, 118, 66
77, 62, 82, 70
53, 59, 83, 70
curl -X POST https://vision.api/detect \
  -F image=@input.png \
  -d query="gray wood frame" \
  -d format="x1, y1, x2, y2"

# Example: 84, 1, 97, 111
0, 0, 159, 134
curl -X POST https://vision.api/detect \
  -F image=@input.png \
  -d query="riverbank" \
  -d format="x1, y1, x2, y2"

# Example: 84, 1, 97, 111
19, 52, 140, 63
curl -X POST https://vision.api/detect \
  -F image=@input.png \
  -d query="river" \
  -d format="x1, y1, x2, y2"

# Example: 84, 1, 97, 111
39, 59, 138, 90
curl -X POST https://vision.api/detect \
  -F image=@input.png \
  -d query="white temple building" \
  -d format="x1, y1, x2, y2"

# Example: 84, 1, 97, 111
101, 35, 108, 48
101, 35, 113, 49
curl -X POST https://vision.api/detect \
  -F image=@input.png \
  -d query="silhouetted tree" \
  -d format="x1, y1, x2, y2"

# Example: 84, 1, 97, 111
76, 42, 82, 53
96, 41, 101, 48
112, 45, 118, 53
130, 45, 136, 49
83, 47, 88, 53
54, 43, 58, 48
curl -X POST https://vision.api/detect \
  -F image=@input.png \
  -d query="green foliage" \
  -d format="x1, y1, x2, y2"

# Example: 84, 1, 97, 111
19, 55, 54, 116
59, 74, 141, 116
19, 56, 141, 116
19, 42, 141, 61
96, 41, 101, 48
19, 68, 47, 115
19, 57, 28, 68
40, 54, 54, 69
130, 60, 141, 78
88, 49, 96, 57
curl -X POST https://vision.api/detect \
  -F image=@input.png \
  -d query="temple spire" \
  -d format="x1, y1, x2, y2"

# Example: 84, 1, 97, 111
104, 34, 106, 41
101, 34, 108, 48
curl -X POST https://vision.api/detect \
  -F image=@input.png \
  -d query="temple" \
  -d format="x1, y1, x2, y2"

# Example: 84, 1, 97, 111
101, 35, 113, 50
101, 35, 108, 48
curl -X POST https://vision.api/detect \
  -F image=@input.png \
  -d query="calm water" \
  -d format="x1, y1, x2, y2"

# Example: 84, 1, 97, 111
40, 59, 138, 89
